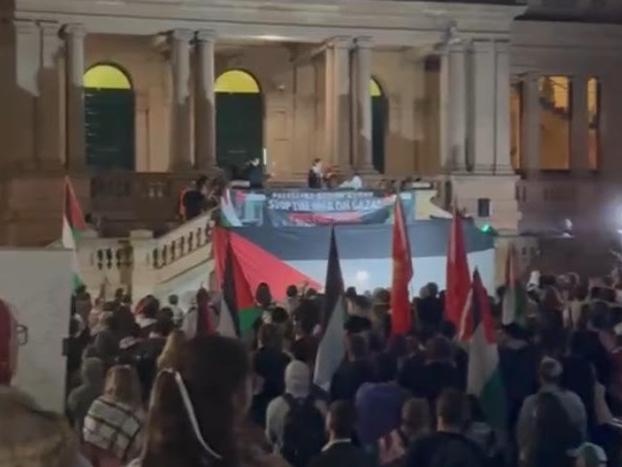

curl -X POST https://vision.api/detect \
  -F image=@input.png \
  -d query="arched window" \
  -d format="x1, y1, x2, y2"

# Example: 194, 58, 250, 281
215, 70, 263, 178
370, 77, 387, 173
538, 76, 571, 170
84, 64, 135, 170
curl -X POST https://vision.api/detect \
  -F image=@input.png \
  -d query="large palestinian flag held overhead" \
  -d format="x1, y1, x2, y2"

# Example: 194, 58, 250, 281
221, 220, 495, 297
460, 269, 507, 431
62, 177, 87, 289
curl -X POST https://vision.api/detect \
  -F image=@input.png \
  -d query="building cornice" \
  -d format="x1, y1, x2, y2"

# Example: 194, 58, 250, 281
13, 0, 525, 45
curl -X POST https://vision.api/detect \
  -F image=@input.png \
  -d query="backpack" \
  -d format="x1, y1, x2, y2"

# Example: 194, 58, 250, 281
281, 394, 325, 467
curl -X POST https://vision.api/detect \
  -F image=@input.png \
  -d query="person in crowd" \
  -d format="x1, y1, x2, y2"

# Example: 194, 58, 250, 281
1, 386, 92, 467
439, 320, 469, 389
307, 159, 323, 189
378, 398, 431, 466
355, 352, 409, 448
167, 294, 185, 326
330, 333, 375, 402
284, 284, 300, 315
92, 314, 120, 366
291, 300, 320, 367
562, 332, 599, 434
67, 357, 105, 434
405, 389, 486, 467
265, 361, 327, 466
252, 323, 292, 427
134, 317, 175, 401
83, 365, 145, 465
66, 313, 92, 389
135, 295, 160, 338
182, 175, 208, 220
115, 304, 138, 340
498, 323, 539, 429
73, 285, 93, 323
400, 335, 462, 403
308, 401, 372, 467
463, 396, 502, 463
156, 329, 187, 372
517, 357, 587, 456
0, 299, 91, 467
339, 171, 363, 190
131, 335, 289, 467
416, 282, 444, 334
245, 157, 265, 189
521, 392, 582, 467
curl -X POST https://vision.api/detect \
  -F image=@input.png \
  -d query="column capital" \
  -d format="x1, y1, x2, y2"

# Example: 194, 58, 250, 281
170, 28, 193, 43
63, 23, 86, 38
13, 19, 37, 36
39, 21, 61, 37
354, 36, 373, 49
196, 30, 217, 43
327, 36, 353, 49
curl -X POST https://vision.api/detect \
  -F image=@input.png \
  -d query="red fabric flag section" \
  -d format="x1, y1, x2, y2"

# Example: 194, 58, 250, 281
445, 209, 471, 328
64, 176, 87, 231
390, 196, 413, 336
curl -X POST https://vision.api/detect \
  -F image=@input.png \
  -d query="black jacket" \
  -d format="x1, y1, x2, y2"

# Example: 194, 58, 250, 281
309, 442, 372, 467
308, 169, 322, 189
330, 359, 375, 402
406, 432, 486, 467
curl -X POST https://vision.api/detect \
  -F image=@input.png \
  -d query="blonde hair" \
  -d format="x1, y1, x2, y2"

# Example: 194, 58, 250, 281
157, 329, 187, 372
104, 365, 142, 409
0, 388, 77, 467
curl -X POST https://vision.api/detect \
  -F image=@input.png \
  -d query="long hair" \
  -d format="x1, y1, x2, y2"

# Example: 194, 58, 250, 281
104, 365, 142, 409
141, 336, 250, 467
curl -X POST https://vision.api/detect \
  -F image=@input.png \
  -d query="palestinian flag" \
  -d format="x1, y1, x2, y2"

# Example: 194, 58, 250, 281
390, 194, 413, 335
460, 270, 507, 431
62, 177, 86, 290
501, 243, 526, 326
445, 208, 471, 328
217, 229, 259, 338
313, 227, 347, 391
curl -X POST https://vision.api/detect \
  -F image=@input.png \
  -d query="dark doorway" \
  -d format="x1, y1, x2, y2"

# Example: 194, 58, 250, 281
84, 65, 135, 171
215, 70, 263, 179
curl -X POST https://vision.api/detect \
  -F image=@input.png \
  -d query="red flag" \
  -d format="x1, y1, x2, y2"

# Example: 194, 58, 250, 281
445, 208, 471, 328
390, 195, 413, 335
459, 269, 495, 343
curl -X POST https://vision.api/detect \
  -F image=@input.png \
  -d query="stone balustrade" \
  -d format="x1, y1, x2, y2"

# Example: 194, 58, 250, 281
78, 210, 215, 302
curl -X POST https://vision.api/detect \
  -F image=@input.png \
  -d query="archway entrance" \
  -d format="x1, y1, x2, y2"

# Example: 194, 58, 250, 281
370, 78, 387, 173
215, 70, 263, 179
83, 64, 135, 170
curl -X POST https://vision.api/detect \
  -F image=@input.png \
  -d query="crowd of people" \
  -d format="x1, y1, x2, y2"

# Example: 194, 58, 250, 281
3, 267, 622, 467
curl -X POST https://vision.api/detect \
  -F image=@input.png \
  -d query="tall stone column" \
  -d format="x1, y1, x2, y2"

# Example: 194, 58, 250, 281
64, 24, 86, 171
333, 37, 352, 170
522, 73, 541, 174
195, 30, 217, 171
353, 37, 374, 172
37, 22, 63, 170
570, 76, 589, 172
169, 29, 193, 171
324, 37, 352, 169
440, 40, 467, 172
494, 41, 513, 174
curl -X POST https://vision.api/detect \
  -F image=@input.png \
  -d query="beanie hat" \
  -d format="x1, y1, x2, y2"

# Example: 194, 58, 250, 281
285, 361, 310, 399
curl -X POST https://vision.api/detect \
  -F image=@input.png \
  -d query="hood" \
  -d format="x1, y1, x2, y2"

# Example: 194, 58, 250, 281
81, 357, 105, 386
285, 361, 310, 399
